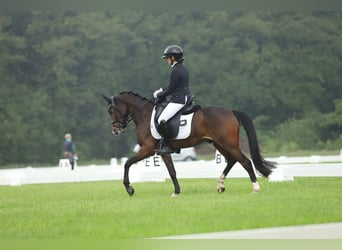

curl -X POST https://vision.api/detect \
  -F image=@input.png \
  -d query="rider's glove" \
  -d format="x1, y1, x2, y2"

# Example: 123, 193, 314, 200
153, 88, 163, 99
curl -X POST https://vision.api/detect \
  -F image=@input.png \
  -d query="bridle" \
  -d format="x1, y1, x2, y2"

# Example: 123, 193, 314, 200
106, 94, 154, 132
107, 96, 132, 130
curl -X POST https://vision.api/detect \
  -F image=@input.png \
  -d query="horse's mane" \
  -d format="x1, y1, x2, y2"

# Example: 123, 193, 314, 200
118, 91, 153, 104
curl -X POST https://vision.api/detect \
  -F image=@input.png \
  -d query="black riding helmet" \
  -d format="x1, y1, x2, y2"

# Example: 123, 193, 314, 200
161, 45, 184, 60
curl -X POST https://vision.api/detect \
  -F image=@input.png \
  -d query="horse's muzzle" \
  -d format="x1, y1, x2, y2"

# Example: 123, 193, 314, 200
112, 127, 124, 135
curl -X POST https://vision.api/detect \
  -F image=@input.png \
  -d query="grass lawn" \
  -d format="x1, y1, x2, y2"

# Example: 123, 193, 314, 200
0, 177, 341, 239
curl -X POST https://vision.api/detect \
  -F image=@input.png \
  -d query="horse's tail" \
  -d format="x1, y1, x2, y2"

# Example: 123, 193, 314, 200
232, 110, 276, 177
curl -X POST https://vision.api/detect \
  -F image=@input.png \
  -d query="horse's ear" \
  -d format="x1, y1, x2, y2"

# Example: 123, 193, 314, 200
101, 94, 112, 104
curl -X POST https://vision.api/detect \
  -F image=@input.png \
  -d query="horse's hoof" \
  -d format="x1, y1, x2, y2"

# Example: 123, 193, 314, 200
252, 182, 260, 192
127, 186, 135, 196
171, 192, 180, 197
217, 187, 225, 193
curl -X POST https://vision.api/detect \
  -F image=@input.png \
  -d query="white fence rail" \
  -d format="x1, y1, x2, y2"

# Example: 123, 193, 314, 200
1, 153, 342, 186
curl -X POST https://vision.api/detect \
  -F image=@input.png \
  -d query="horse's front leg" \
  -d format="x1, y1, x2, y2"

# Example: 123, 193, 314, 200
122, 146, 155, 196
123, 159, 135, 196
161, 154, 180, 196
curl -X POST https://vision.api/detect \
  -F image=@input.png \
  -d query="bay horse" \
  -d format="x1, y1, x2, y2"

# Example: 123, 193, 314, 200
102, 91, 276, 196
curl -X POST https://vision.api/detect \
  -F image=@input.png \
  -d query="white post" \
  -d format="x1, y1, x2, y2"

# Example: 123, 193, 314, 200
59, 159, 71, 169
110, 158, 118, 167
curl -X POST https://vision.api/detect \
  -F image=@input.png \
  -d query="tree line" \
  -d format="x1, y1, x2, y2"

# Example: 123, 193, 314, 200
0, 11, 341, 166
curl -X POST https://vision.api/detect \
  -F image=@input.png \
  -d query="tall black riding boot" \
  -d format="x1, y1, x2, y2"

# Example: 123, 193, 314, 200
155, 120, 174, 155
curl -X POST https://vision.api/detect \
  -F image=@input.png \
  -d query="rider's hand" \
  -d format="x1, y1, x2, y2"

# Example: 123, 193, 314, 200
153, 88, 163, 98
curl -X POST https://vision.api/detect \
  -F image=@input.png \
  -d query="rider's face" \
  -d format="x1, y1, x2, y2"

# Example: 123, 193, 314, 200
166, 56, 175, 65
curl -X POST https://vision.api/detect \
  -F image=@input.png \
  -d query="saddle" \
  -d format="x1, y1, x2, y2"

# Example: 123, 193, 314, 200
153, 96, 201, 139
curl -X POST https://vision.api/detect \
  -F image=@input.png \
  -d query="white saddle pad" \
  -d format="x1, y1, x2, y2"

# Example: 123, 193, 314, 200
150, 107, 194, 140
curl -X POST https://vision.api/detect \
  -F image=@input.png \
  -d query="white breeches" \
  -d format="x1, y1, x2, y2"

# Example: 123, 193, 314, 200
158, 102, 185, 124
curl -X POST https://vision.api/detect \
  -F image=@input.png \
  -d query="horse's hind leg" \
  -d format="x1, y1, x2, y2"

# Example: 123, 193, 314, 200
235, 151, 260, 192
217, 157, 236, 193
216, 144, 260, 193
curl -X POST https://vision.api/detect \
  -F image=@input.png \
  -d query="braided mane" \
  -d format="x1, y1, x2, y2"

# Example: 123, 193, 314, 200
118, 91, 152, 104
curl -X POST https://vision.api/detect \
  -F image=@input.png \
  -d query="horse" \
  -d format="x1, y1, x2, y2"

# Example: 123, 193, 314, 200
102, 91, 276, 196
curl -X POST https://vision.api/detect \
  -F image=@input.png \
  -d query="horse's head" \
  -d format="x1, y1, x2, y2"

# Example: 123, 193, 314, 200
102, 91, 152, 135
101, 94, 130, 135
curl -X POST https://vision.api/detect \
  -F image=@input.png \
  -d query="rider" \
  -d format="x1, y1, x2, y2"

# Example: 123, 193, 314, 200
153, 45, 191, 155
